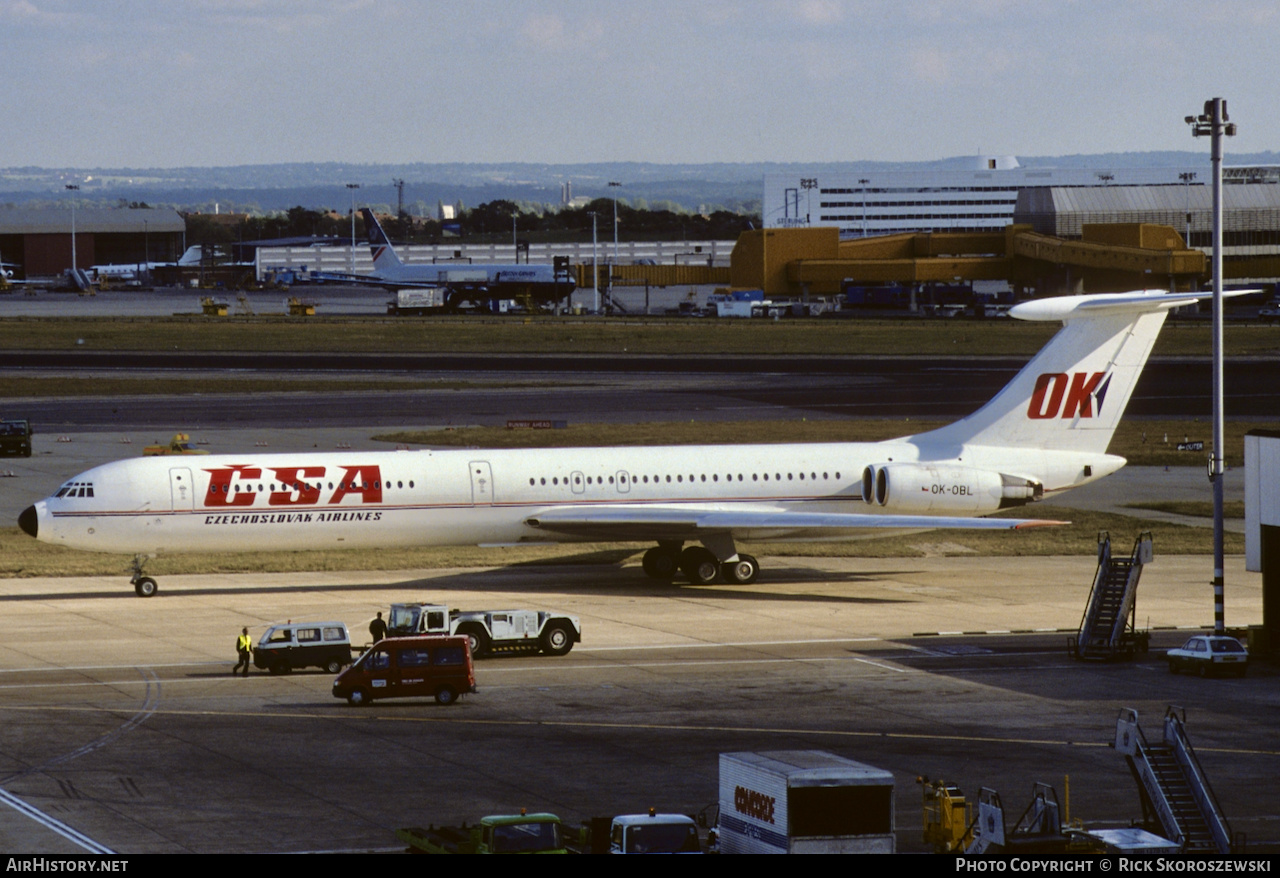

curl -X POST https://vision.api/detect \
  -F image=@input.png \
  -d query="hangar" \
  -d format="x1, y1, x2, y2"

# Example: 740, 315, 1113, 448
0, 207, 185, 279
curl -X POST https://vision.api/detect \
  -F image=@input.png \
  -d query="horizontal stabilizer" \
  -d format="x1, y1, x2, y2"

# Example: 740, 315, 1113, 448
1010, 288, 1260, 322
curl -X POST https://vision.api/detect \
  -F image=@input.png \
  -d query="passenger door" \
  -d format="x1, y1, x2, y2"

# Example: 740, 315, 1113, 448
169, 467, 194, 511
469, 461, 494, 505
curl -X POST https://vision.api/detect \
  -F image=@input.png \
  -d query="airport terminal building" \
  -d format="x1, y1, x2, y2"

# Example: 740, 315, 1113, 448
762, 158, 1280, 240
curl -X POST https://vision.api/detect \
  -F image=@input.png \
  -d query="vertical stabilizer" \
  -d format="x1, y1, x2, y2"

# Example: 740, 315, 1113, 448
360, 208, 404, 274
912, 291, 1202, 455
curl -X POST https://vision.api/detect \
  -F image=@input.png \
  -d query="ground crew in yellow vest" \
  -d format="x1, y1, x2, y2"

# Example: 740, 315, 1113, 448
234, 627, 253, 677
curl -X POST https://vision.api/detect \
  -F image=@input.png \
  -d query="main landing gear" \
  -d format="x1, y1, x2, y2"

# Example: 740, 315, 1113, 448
130, 555, 158, 598
641, 542, 760, 585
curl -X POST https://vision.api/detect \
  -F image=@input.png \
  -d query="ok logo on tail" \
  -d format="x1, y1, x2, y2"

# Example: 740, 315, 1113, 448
1027, 372, 1111, 419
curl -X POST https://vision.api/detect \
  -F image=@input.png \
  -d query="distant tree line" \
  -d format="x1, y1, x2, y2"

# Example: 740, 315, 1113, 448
182, 199, 759, 248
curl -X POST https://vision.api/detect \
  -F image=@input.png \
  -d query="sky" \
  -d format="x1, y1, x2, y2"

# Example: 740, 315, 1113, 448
2, 0, 1277, 169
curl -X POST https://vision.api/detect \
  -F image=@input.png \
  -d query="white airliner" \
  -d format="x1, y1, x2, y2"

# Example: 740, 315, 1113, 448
317, 208, 576, 309
19, 289, 1211, 597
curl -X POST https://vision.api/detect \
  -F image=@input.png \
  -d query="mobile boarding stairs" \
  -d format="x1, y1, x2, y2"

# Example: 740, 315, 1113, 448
1071, 531, 1151, 661
1115, 707, 1238, 854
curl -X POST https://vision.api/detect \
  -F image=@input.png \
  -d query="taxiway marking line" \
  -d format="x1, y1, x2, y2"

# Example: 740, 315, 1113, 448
2, 703, 1277, 758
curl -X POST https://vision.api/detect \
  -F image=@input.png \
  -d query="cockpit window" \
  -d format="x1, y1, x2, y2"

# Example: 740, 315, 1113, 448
55, 481, 94, 498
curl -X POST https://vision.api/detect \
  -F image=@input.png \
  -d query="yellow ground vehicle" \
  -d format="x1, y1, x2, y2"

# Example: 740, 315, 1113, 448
142, 433, 208, 456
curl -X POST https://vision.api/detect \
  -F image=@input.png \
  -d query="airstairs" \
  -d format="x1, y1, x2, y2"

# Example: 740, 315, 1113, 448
66, 268, 96, 293
965, 783, 1074, 854
1072, 531, 1151, 660
1114, 707, 1235, 854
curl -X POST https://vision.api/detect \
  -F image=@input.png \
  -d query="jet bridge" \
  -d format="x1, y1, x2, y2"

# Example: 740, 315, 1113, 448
1114, 707, 1236, 854
1071, 532, 1152, 660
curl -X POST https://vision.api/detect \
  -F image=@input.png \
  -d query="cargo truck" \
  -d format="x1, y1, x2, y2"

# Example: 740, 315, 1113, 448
717, 750, 895, 854
0, 418, 31, 457
387, 287, 448, 315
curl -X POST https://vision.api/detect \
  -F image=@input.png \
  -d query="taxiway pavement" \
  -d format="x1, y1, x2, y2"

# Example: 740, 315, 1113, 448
0, 556, 1271, 854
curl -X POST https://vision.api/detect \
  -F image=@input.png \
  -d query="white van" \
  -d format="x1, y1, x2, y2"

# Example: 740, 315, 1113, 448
253, 621, 352, 674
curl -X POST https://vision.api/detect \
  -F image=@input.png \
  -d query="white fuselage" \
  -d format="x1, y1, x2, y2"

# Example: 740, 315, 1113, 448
27, 439, 1117, 556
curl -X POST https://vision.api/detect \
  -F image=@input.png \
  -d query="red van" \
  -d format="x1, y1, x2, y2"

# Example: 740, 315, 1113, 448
332, 635, 476, 706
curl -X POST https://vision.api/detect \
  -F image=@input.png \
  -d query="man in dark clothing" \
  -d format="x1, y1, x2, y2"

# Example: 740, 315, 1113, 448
370, 612, 387, 643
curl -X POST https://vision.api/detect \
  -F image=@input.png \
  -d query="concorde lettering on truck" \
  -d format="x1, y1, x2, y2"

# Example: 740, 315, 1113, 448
718, 750, 896, 854
387, 601, 580, 657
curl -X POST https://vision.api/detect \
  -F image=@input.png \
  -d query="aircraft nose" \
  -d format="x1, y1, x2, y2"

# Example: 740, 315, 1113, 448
18, 505, 38, 538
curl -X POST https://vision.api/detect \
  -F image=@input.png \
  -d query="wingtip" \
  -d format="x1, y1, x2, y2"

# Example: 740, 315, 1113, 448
1012, 519, 1071, 529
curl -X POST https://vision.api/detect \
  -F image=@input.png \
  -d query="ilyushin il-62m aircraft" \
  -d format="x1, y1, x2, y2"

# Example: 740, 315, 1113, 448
316, 208, 576, 310
19, 290, 1219, 597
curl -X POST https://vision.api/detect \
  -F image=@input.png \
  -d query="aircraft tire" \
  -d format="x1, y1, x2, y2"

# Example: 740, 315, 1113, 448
134, 577, 158, 598
724, 554, 760, 585
680, 547, 720, 584
642, 547, 679, 580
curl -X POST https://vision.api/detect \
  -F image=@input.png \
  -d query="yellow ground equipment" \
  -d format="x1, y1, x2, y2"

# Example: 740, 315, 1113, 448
200, 297, 229, 316
286, 296, 316, 316
142, 433, 209, 456
918, 776, 973, 853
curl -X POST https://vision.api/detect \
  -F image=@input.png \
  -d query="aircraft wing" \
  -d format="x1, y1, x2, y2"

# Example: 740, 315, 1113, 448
522, 505, 1065, 542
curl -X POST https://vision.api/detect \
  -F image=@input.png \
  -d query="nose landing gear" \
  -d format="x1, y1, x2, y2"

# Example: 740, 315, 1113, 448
130, 555, 159, 598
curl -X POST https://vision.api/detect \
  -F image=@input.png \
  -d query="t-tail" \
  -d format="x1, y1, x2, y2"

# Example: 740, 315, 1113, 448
911, 290, 1220, 456
360, 208, 404, 274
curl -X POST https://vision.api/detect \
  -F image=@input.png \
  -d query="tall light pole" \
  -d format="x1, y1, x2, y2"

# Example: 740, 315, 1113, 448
608, 181, 621, 265
588, 211, 599, 313
1187, 97, 1236, 636
65, 184, 80, 274
346, 183, 360, 273
800, 178, 817, 225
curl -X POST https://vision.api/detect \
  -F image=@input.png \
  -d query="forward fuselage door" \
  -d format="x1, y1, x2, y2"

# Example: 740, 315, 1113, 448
169, 467, 194, 511
616, 470, 632, 494
469, 461, 494, 505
